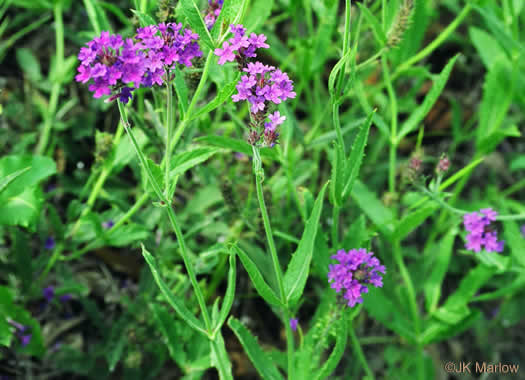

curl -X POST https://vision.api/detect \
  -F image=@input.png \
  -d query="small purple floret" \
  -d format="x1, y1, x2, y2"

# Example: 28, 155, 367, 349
463, 208, 504, 253
45, 237, 56, 250
327, 248, 386, 307
289, 318, 298, 332
43, 286, 55, 302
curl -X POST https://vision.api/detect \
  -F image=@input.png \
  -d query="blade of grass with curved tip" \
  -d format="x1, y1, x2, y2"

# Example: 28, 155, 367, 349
142, 245, 208, 336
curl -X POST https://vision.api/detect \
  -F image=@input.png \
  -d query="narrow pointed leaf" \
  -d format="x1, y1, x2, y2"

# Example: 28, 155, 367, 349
233, 245, 283, 307
398, 54, 459, 140
213, 253, 237, 337
341, 111, 374, 201
284, 182, 328, 304
180, 0, 214, 49
189, 73, 240, 121
142, 245, 208, 336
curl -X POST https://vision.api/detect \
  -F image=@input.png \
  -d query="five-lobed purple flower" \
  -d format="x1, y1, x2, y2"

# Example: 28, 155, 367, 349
328, 248, 386, 307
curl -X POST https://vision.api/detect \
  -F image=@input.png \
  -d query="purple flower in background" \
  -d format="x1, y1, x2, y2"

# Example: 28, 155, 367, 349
45, 237, 56, 250
20, 334, 32, 347
289, 318, 298, 332
59, 294, 73, 302
463, 208, 504, 253
328, 248, 386, 307
204, 0, 224, 29
214, 24, 269, 68
520, 224, 525, 238
43, 286, 55, 302
102, 219, 115, 229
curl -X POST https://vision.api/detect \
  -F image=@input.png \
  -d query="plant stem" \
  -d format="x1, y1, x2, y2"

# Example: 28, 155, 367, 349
252, 145, 295, 378
332, 205, 340, 248
35, 3, 63, 155
393, 240, 424, 380
332, 101, 346, 153
165, 76, 173, 196
382, 57, 397, 194
349, 322, 375, 380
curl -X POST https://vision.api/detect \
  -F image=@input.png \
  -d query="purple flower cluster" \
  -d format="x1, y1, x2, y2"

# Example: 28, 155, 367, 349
7, 319, 32, 347
204, 0, 224, 29
76, 24, 202, 103
463, 208, 504, 253
328, 248, 386, 307
215, 25, 295, 147
214, 24, 269, 66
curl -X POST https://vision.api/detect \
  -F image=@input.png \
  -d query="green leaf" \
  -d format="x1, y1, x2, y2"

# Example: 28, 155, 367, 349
228, 317, 284, 380
189, 73, 240, 121
0, 166, 31, 196
328, 49, 352, 99
423, 230, 456, 313
212, 253, 236, 337
142, 245, 208, 336
210, 332, 234, 380
211, 0, 243, 39
313, 315, 348, 380
130, 9, 156, 27
350, 180, 394, 238
476, 60, 515, 153
432, 264, 495, 322
232, 245, 283, 307
142, 158, 163, 194
284, 183, 327, 304
357, 3, 387, 47
439, 157, 484, 191
151, 304, 186, 366
16, 48, 42, 81
174, 66, 189, 118
180, 0, 214, 49
393, 204, 437, 241
397, 54, 459, 140
170, 147, 221, 178
341, 111, 374, 201
243, 0, 274, 33
195, 135, 280, 161
503, 221, 525, 268
469, 27, 508, 69
0, 187, 44, 228
0, 155, 56, 199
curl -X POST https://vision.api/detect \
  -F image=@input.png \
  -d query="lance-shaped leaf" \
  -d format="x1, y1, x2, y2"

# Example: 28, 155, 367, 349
313, 315, 348, 380
228, 317, 284, 380
397, 54, 459, 140
284, 182, 328, 304
189, 73, 240, 121
212, 253, 237, 338
233, 245, 283, 307
180, 0, 214, 49
341, 111, 374, 201
142, 245, 208, 336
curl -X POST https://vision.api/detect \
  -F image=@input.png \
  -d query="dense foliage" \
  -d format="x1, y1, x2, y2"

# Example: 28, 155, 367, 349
1, 0, 524, 379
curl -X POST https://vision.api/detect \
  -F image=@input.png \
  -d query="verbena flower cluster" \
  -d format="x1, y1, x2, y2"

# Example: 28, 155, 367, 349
204, 0, 224, 29
463, 208, 504, 253
76, 24, 202, 103
215, 25, 295, 148
328, 248, 386, 307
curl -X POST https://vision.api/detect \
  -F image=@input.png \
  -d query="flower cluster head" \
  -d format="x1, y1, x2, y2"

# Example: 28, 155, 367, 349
76, 24, 202, 103
214, 24, 269, 67
463, 208, 504, 253
213, 24, 294, 148
204, 0, 224, 29
328, 248, 386, 307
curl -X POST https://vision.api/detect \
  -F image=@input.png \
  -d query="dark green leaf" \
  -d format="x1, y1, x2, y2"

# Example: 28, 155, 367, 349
189, 73, 240, 121
228, 317, 284, 380
142, 245, 208, 335
180, 0, 214, 49
212, 253, 236, 337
